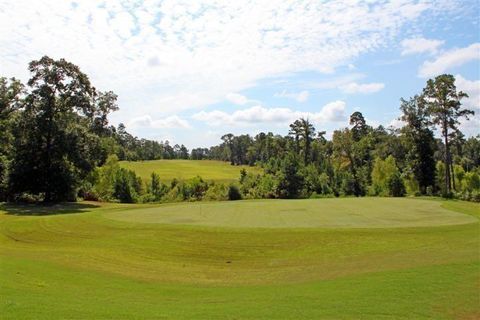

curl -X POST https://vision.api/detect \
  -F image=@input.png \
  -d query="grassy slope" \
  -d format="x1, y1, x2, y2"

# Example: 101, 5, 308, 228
0, 198, 479, 319
119, 159, 262, 183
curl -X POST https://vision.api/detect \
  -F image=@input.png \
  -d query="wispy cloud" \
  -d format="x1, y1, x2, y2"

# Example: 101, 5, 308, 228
455, 74, 480, 112
339, 82, 385, 94
0, 0, 454, 118
274, 90, 309, 102
401, 37, 445, 55
225, 93, 260, 106
128, 115, 191, 129
418, 43, 480, 78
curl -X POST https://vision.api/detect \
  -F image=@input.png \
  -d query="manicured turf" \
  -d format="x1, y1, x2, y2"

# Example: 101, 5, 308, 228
0, 198, 479, 319
119, 159, 261, 183
105, 198, 477, 228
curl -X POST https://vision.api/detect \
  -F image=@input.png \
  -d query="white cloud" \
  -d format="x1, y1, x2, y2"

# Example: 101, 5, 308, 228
225, 92, 260, 106
0, 0, 454, 120
226, 93, 249, 105
192, 100, 346, 126
388, 118, 405, 129
308, 74, 365, 90
455, 74, 480, 137
455, 74, 480, 111
401, 37, 444, 55
459, 115, 480, 137
275, 90, 309, 102
339, 82, 385, 94
128, 115, 191, 129
418, 43, 480, 78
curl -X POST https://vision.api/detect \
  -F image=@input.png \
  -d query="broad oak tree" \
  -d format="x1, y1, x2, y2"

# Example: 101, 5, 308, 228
9, 56, 118, 202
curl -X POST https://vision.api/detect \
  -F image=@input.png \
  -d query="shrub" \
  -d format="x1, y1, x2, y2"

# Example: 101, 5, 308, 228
11, 192, 44, 203
113, 168, 139, 203
228, 184, 242, 200
387, 172, 406, 197
371, 156, 401, 196
462, 171, 480, 192
204, 183, 228, 201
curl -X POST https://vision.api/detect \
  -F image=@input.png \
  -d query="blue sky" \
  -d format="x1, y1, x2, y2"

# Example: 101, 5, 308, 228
0, 0, 479, 148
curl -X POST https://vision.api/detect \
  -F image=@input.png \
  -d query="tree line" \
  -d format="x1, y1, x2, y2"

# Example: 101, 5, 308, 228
196, 75, 479, 201
0, 57, 478, 203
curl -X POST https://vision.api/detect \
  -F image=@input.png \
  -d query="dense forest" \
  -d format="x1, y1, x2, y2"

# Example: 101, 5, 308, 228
0, 57, 478, 203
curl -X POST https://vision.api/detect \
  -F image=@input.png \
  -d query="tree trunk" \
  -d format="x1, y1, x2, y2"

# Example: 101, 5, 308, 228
444, 130, 451, 195
450, 161, 456, 191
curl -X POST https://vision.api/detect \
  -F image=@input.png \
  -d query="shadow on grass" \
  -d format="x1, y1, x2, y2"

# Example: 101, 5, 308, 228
0, 202, 100, 216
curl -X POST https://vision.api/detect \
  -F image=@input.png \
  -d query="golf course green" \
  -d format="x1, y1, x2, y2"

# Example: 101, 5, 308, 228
1, 198, 479, 319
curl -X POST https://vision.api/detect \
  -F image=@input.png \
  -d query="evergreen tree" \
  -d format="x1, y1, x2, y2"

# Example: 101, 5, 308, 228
423, 74, 474, 194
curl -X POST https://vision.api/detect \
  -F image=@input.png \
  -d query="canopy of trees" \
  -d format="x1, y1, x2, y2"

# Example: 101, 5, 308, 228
0, 57, 477, 203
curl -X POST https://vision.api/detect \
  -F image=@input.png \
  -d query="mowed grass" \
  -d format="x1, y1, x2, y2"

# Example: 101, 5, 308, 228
119, 159, 262, 183
106, 198, 477, 228
0, 198, 479, 319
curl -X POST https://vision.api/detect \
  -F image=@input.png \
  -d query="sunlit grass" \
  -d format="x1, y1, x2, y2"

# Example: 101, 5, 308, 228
119, 159, 262, 183
1, 198, 478, 319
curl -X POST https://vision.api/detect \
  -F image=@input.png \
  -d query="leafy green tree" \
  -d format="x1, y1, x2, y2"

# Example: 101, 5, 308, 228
288, 120, 302, 154
371, 156, 404, 197
461, 136, 480, 171
148, 172, 167, 201
350, 111, 369, 141
276, 153, 303, 198
423, 74, 474, 194
0, 77, 24, 200
399, 96, 436, 194
298, 118, 315, 164
8, 56, 117, 202
462, 171, 480, 192
387, 172, 406, 197
221, 133, 235, 164
113, 168, 142, 203
332, 128, 364, 196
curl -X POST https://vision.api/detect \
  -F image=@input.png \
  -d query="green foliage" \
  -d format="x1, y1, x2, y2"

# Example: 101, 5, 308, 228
301, 164, 332, 196
387, 172, 406, 197
436, 161, 447, 196
7, 57, 118, 202
204, 183, 229, 201
91, 155, 121, 201
400, 96, 436, 194
423, 74, 474, 194
146, 172, 168, 201
462, 171, 480, 192
228, 184, 242, 200
371, 156, 401, 196
0, 155, 8, 201
276, 153, 303, 198
403, 172, 420, 196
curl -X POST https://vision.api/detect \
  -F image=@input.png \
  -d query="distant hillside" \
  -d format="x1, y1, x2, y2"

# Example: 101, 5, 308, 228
119, 159, 262, 183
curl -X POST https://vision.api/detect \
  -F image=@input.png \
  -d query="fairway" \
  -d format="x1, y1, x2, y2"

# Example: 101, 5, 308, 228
1, 198, 479, 319
105, 198, 477, 228
119, 159, 261, 182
